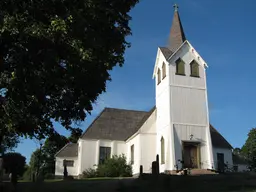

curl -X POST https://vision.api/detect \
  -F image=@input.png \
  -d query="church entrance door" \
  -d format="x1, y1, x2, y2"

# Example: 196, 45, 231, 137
182, 142, 200, 169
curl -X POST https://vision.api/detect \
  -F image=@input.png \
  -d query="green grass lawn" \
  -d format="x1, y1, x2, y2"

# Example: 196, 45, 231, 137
7, 173, 256, 192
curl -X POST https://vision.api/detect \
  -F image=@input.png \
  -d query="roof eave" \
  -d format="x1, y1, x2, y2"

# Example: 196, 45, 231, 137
152, 48, 161, 79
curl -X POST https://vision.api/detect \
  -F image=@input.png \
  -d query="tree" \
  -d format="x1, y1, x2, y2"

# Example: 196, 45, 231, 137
233, 147, 241, 156
241, 128, 256, 171
3, 152, 26, 176
68, 128, 82, 143
42, 133, 69, 174
0, 0, 140, 141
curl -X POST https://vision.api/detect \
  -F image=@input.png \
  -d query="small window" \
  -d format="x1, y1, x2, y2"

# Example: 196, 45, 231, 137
161, 137, 165, 164
131, 145, 134, 165
162, 62, 166, 79
157, 68, 161, 84
190, 60, 200, 77
176, 58, 185, 75
99, 146, 111, 164
63, 160, 74, 167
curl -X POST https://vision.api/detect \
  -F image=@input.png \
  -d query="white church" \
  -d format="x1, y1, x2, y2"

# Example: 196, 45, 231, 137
55, 5, 245, 177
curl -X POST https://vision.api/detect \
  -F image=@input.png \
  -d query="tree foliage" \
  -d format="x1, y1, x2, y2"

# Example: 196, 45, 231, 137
0, 0, 139, 139
3, 152, 26, 176
233, 147, 241, 156
0, 129, 19, 155
241, 128, 256, 171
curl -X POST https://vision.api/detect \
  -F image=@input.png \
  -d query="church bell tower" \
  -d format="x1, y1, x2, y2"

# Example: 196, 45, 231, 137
153, 4, 214, 172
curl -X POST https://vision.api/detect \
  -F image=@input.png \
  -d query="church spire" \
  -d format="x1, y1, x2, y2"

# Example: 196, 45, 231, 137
167, 4, 186, 52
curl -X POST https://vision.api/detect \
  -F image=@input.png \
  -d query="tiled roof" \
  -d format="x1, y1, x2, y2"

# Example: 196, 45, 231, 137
55, 143, 78, 157
159, 47, 173, 60
80, 108, 148, 141
210, 124, 233, 149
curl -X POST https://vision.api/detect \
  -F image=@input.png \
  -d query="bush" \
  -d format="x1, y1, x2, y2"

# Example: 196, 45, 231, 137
82, 154, 132, 178
82, 168, 98, 178
97, 154, 132, 177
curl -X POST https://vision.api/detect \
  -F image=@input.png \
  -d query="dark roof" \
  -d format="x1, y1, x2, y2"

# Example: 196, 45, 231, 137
233, 154, 247, 165
81, 108, 148, 141
159, 47, 173, 60
55, 143, 78, 157
167, 8, 186, 52
210, 124, 233, 149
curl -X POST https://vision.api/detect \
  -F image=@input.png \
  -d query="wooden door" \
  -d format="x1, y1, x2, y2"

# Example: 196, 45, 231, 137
183, 144, 198, 168
190, 146, 198, 168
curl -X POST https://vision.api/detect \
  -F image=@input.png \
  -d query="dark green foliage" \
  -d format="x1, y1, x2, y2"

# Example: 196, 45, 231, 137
3, 152, 26, 176
67, 128, 82, 144
241, 128, 256, 171
0, 125, 19, 155
29, 149, 43, 173
97, 154, 132, 177
233, 148, 241, 156
22, 165, 32, 181
82, 168, 98, 178
0, 0, 139, 140
82, 154, 132, 178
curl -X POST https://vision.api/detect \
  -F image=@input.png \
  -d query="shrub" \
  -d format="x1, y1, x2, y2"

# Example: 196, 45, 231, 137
97, 154, 132, 177
82, 154, 132, 178
82, 168, 98, 178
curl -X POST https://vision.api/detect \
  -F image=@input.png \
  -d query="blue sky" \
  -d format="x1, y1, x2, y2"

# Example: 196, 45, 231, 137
15, 0, 256, 162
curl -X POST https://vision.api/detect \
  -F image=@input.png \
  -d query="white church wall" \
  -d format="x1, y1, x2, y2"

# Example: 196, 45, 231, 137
79, 139, 99, 174
140, 134, 157, 173
78, 139, 126, 175
171, 86, 208, 125
126, 134, 141, 175
155, 50, 173, 172
140, 109, 156, 134
55, 157, 78, 176
173, 124, 210, 169
213, 147, 233, 169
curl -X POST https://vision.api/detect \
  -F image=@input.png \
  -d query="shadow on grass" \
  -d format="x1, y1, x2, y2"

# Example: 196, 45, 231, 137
13, 173, 256, 192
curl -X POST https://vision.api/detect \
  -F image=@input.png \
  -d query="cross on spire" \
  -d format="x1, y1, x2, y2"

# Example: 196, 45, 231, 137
173, 3, 179, 12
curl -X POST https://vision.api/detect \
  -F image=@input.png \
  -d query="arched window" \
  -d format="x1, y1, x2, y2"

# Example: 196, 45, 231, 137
157, 68, 161, 84
190, 60, 200, 77
162, 62, 166, 79
131, 145, 134, 165
161, 137, 165, 164
176, 58, 185, 75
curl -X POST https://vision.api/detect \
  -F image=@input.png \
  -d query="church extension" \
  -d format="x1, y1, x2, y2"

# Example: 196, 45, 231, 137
55, 5, 246, 177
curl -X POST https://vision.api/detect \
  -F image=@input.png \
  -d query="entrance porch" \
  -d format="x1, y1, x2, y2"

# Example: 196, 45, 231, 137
182, 141, 201, 169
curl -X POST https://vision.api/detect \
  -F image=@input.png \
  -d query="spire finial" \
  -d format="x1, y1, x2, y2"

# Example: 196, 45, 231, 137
173, 3, 179, 12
